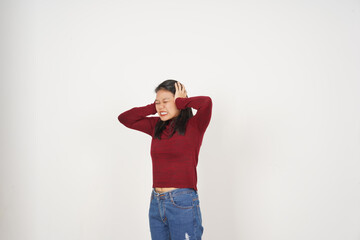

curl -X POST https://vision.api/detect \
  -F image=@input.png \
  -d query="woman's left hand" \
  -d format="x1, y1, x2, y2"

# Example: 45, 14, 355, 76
174, 81, 188, 100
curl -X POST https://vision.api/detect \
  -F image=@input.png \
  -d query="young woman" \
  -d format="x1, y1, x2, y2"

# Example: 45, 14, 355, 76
117, 79, 212, 240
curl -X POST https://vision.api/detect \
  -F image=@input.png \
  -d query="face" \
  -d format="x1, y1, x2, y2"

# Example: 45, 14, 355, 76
155, 89, 180, 121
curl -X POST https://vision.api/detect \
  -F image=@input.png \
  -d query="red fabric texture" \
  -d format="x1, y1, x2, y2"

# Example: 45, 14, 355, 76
118, 96, 212, 191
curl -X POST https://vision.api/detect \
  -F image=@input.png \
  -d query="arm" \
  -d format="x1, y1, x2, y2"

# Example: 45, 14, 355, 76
175, 96, 212, 134
117, 101, 159, 136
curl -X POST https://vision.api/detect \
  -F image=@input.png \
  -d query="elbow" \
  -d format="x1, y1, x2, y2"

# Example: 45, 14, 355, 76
118, 113, 126, 124
118, 114, 133, 129
205, 97, 212, 114
205, 96, 212, 107
118, 113, 131, 128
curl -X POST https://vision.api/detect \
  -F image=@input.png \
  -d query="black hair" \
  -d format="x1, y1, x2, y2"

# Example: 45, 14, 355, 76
153, 79, 193, 140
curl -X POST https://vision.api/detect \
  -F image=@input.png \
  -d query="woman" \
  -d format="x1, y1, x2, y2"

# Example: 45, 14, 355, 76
118, 79, 212, 240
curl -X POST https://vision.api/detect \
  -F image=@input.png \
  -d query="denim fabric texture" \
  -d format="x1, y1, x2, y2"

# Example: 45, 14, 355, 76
149, 188, 204, 240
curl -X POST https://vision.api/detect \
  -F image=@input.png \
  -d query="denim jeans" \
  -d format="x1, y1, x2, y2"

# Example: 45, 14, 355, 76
149, 188, 204, 240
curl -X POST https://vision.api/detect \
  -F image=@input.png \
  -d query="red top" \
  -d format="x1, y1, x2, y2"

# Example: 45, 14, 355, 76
117, 96, 212, 191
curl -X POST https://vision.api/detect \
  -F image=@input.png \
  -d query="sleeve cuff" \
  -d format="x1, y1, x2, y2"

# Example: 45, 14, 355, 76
175, 97, 187, 110
149, 102, 157, 114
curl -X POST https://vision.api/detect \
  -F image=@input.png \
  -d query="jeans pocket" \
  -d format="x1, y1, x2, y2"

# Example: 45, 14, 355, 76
170, 193, 195, 209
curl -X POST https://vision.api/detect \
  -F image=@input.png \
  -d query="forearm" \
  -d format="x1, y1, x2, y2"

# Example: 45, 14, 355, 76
118, 102, 157, 127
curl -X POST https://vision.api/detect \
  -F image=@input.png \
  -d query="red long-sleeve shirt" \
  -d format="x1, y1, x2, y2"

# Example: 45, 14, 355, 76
117, 96, 212, 191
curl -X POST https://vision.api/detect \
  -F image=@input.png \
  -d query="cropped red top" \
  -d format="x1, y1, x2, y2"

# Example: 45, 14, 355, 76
117, 96, 212, 191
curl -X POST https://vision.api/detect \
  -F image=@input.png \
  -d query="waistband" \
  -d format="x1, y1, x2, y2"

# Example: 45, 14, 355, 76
151, 188, 197, 200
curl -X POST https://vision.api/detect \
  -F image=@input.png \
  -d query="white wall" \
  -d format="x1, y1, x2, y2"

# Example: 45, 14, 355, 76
1, 0, 359, 239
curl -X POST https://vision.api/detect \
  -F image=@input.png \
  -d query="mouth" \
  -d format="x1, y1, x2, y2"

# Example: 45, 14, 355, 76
160, 111, 168, 116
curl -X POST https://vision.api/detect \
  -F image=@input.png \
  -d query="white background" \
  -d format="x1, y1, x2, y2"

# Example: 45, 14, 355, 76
1, 0, 359, 239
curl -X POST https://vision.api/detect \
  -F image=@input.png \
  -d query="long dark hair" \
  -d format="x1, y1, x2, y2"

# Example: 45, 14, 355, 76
153, 79, 193, 140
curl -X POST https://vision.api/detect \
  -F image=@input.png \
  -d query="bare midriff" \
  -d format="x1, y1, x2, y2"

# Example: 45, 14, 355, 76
154, 187, 179, 193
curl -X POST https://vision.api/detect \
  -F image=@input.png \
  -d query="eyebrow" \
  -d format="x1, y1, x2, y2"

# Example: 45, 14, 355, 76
155, 98, 170, 101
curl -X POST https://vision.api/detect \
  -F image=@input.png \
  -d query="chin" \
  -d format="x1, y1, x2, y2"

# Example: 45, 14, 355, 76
160, 115, 172, 120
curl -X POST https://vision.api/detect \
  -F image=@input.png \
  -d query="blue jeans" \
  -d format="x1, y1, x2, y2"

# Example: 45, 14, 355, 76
149, 188, 204, 240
